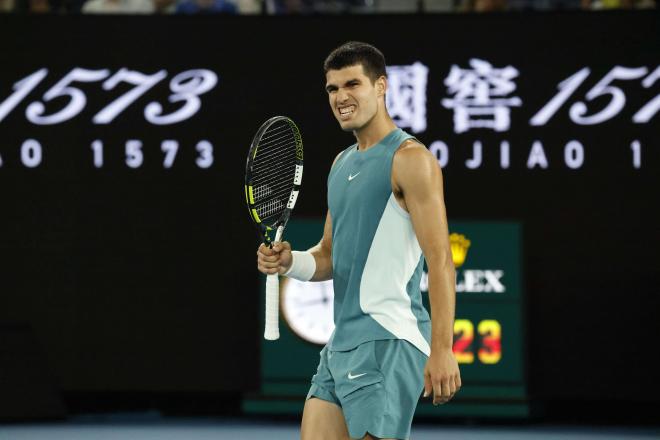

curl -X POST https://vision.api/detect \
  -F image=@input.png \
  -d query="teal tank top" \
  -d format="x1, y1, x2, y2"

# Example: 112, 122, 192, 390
327, 128, 432, 356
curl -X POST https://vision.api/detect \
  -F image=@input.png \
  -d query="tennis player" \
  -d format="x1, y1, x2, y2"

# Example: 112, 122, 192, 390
257, 41, 460, 440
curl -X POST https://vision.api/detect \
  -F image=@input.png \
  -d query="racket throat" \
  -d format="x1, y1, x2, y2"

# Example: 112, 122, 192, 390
264, 225, 285, 248
273, 225, 284, 244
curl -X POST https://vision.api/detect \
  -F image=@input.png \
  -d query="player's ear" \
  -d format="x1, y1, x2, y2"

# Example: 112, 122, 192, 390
376, 75, 387, 97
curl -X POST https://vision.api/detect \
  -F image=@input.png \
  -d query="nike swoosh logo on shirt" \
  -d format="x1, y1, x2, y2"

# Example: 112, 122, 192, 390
348, 172, 360, 181
347, 372, 367, 380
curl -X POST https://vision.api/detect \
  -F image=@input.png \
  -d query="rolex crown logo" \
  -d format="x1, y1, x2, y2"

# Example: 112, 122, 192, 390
449, 233, 471, 268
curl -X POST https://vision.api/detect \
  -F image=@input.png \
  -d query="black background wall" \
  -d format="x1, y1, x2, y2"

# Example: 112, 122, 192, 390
0, 11, 658, 420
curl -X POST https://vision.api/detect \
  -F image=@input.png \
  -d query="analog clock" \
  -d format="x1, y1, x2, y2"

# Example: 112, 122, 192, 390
281, 278, 335, 345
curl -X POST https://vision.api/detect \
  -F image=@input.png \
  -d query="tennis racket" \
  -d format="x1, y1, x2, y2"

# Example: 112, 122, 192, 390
245, 116, 303, 341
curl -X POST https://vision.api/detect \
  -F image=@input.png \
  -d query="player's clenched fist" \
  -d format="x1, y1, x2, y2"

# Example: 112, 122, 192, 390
257, 242, 293, 275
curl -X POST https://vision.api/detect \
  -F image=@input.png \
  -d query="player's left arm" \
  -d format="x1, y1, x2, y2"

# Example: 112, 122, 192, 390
392, 141, 461, 406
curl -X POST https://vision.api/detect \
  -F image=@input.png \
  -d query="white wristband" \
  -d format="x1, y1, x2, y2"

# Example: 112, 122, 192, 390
283, 251, 316, 281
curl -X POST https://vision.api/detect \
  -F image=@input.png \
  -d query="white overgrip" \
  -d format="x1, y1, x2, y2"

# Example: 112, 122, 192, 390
264, 225, 285, 341
264, 274, 280, 340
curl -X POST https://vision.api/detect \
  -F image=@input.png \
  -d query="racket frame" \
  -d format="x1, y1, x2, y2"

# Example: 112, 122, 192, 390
244, 115, 303, 341
244, 116, 303, 246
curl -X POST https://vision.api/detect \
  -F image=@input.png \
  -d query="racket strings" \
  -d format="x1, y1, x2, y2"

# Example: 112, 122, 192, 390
254, 187, 292, 222
252, 160, 296, 182
252, 133, 299, 165
252, 126, 297, 176
259, 123, 291, 139
252, 142, 297, 180
252, 166, 295, 200
258, 128, 295, 146
253, 143, 295, 167
252, 175, 293, 201
257, 198, 285, 220
250, 123, 298, 224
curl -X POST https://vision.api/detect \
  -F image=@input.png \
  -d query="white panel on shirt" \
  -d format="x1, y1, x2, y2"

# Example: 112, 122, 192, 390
359, 193, 431, 356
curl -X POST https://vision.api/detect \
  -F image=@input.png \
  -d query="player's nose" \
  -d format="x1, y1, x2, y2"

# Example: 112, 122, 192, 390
336, 88, 349, 104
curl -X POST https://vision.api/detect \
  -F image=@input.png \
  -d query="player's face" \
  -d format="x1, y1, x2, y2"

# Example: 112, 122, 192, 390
325, 64, 383, 132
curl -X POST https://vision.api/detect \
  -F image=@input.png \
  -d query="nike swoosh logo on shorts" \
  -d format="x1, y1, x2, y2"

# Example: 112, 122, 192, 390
347, 372, 367, 380
348, 172, 360, 181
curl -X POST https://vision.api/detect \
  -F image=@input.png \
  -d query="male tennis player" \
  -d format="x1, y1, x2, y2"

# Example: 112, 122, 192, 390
257, 41, 460, 440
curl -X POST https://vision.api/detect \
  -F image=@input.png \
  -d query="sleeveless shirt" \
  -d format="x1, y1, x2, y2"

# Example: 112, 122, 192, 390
327, 128, 432, 356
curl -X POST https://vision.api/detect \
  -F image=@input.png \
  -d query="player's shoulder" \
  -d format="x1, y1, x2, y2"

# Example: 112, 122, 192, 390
332, 150, 344, 166
331, 143, 356, 168
392, 137, 440, 186
398, 137, 426, 151
394, 138, 434, 163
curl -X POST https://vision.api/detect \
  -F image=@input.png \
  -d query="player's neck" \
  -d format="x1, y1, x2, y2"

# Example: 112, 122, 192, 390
354, 115, 397, 152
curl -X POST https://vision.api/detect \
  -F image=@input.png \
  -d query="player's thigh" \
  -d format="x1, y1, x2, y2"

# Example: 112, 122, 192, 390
301, 397, 350, 440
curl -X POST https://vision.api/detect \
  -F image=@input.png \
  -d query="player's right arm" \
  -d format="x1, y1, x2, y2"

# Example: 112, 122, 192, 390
256, 209, 332, 281
256, 151, 342, 280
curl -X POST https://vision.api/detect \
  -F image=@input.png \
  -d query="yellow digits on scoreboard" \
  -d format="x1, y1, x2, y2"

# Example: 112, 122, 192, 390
453, 319, 475, 364
452, 319, 502, 365
477, 319, 502, 364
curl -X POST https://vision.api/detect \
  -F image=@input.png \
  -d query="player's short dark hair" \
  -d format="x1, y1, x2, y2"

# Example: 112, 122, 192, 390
323, 41, 386, 83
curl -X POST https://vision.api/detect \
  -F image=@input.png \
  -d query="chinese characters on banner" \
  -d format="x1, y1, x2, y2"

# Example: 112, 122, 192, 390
386, 62, 429, 133
385, 59, 657, 169
441, 59, 522, 134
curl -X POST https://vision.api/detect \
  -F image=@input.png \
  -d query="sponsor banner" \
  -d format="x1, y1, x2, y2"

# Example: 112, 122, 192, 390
0, 13, 656, 398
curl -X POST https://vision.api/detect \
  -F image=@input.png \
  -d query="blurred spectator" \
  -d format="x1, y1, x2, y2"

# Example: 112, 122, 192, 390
581, 0, 656, 7
459, 0, 508, 12
236, 0, 260, 12
508, 0, 581, 10
374, 0, 418, 12
153, 0, 175, 13
29, 0, 50, 10
175, 0, 237, 13
82, 0, 154, 13
0, 0, 15, 11
4, 0, 655, 15
423, 0, 454, 12
13, 0, 55, 12
265, 0, 383, 14
265, 0, 312, 13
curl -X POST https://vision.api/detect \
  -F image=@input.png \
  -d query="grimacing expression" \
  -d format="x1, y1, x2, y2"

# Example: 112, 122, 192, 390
325, 64, 386, 132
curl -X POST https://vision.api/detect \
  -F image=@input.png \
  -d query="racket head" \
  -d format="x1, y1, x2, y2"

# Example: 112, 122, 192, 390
244, 116, 303, 245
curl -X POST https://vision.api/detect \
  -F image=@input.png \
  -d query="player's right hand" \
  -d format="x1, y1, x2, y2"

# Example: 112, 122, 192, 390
257, 241, 293, 275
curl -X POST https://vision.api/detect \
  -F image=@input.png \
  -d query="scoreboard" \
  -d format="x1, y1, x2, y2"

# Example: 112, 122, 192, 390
244, 219, 527, 418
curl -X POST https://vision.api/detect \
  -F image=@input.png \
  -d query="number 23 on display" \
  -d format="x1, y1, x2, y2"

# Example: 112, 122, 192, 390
453, 319, 502, 365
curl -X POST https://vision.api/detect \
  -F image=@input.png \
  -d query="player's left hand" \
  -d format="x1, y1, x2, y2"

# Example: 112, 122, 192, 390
423, 348, 461, 406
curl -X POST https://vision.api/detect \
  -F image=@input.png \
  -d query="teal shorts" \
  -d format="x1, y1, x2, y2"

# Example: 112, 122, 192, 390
306, 339, 428, 440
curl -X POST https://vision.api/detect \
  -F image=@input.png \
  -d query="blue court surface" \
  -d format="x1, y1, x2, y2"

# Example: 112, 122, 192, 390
1, 415, 658, 440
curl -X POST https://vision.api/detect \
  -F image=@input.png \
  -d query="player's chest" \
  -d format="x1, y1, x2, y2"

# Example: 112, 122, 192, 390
328, 154, 392, 215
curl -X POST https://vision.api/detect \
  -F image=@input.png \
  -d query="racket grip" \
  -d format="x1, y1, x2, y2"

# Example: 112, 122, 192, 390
264, 273, 280, 340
